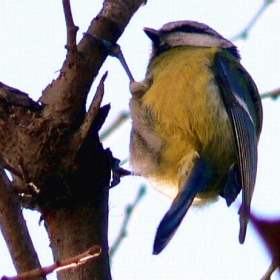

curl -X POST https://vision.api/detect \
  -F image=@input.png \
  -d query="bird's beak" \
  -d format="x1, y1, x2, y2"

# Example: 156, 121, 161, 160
143, 27, 161, 44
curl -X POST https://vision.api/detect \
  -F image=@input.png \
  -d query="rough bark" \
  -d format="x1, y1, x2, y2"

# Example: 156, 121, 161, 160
0, 0, 147, 279
0, 170, 44, 280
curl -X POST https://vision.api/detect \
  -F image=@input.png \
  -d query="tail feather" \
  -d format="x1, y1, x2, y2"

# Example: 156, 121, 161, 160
153, 157, 214, 254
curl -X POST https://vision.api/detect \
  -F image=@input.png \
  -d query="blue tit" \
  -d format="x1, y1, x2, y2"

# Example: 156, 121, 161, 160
109, 20, 262, 255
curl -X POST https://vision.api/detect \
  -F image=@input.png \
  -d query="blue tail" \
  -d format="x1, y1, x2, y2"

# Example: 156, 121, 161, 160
153, 157, 214, 254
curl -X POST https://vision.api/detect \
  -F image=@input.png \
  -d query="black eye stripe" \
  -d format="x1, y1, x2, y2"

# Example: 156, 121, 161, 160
147, 21, 240, 64
161, 25, 224, 40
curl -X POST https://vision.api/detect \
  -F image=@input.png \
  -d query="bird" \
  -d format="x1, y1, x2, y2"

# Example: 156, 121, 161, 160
106, 20, 263, 255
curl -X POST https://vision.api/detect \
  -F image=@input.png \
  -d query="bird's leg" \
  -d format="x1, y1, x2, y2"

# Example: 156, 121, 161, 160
86, 34, 135, 82
107, 43, 135, 82
104, 41, 150, 98
87, 34, 148, 98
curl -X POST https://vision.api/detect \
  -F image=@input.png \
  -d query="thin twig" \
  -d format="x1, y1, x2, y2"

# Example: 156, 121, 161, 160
261, 87, 280, 100
230, 0, 275, 41
120, 158, 129, 166
110, 185, 146, 260
260, 260, 278, 280
62, 0, 78, 51
100, 111, 130, 141
72, 72, 108, 151
1, 246, 101, 280
87, 72, 108, 130
0, 169, 44, 278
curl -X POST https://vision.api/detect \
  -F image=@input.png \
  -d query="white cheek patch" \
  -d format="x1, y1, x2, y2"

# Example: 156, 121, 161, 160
164, 32, 233, 49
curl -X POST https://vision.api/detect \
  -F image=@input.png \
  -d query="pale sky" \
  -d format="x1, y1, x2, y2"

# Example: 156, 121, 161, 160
1, 1, 280, 279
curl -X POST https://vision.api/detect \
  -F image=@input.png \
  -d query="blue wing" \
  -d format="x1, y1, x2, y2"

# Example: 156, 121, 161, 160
214, 51, 262, 243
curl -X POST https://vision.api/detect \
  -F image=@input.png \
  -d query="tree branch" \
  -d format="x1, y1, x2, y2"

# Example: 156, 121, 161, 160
230, 0, 275, 41
39, 0, 147, 127
100, 111, 130, 141
0, 1, 147, 279
260, 260, 278, 280
0, 169, 44, 280
71, 72, 108, 152
261, 87, 280, 100
0, 82, 41, 110
62, 0, 78, 52
110, 185, 146, 259
1, 245, 101, 280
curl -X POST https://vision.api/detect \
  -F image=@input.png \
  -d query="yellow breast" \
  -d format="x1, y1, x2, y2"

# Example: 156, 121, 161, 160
131, 46, 235, 199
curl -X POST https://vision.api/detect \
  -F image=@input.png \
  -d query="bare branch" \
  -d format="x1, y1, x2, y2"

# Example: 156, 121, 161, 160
250, 213, 280, 278
0, 169, 44, 279
260, 260, 278, 280
110, 185, 146, 259
261, 87, 280, 100
39, 0, 147, 126
62, 0, 78, 52
230, 0, 275, 41
1, 245, 101, 280
100, 111, 130, 141
72, 72, 108, 151
0, 82, 40, 110
0, 1, 147, 279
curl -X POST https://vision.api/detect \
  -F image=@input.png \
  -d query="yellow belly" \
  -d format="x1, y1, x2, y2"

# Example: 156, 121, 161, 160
130, 46, 235, 201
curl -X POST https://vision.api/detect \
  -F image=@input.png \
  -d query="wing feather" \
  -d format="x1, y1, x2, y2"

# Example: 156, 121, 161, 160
214, 52, 262, 243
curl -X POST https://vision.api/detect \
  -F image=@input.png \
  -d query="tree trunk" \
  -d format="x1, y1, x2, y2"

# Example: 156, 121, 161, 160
0, 0, 146, 279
